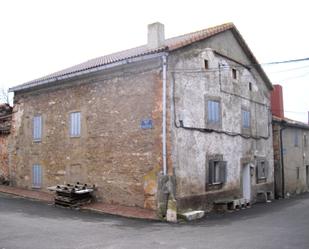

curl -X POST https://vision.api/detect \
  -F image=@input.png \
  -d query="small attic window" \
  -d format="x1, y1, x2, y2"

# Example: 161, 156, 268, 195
204, 60, 209, 69
232, 68, 237, 80
249, 82, 252, 91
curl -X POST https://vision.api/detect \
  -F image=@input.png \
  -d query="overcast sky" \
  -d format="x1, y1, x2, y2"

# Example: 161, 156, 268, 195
0, 0, 308, 122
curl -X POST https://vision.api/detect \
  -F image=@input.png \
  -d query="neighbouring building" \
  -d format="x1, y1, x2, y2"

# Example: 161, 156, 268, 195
0, 103, 13, 184
8, 22, 274, 220
272, 85, 309, 198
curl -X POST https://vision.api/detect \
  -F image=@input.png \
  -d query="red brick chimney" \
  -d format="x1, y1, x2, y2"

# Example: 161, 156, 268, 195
271, 84, 284, 118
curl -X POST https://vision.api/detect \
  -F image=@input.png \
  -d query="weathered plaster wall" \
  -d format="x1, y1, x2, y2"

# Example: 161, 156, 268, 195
168, 31, 274, 211
282, 127, 309, 195
9, 58, 163, 209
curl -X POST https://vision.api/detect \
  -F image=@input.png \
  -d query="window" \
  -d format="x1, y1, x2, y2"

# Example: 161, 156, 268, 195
207, 100, 220, 124
249, 82, 252, 91
204, 59, 209, 69
208, 160, 227, 185
296, 167, 300, 180
294, 130, 299, 147
304, 133, 307, 147
232, 68, 237, 80
33, 115, 42, 141
256, 159, 268, 183
242, 109, 250, 129
32, 164, 42, 188
70, 112, 81, 137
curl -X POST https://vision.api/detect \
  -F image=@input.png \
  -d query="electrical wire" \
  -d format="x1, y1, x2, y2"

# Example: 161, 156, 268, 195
267, 64, 309, 74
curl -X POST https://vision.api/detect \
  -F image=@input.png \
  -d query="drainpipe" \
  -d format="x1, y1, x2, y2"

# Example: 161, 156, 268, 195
162, 53, 168, 175
279, 124, 286, 198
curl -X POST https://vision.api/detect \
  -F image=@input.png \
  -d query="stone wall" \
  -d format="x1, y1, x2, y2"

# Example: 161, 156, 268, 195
0, 104, 12, 181
167, 31, 274, 211
9, 58, 163, 210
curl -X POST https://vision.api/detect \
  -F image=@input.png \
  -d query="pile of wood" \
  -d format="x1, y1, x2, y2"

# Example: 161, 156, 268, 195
48, 183, 95, 208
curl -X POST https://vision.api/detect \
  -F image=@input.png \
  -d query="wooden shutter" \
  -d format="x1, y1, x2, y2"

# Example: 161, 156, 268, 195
264, 160, 269, 179
208, 160, 214, 184
219, 161, 227, 183
256, 161, 261, 180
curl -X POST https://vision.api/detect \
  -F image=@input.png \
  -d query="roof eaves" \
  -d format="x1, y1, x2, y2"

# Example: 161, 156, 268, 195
9, 48, 167, 93
272, 116, 309, 130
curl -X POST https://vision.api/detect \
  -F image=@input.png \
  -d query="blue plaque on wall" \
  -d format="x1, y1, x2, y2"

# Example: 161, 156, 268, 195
141, 119, 153, 129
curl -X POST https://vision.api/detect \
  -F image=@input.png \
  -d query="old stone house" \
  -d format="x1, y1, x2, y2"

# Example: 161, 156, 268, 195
272, 85, 309, 198
9, 22, 274, 219
0, 103, 13, 184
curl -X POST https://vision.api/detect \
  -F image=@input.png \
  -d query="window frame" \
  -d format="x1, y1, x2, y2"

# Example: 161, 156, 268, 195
69, 111, 81, 138
206, 154, 227, 191
204, 59, 209, 69
241, 108, 251, 129
296, 167, 300, 180
32, 164, 42, 189
32, 115, 42, 142
232, 68, 238, 81
205, 96, 222, 129
256, 158, 268, 183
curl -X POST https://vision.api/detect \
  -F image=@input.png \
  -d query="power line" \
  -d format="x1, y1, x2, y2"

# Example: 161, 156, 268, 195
169, 56, 309, 73
262, 57, 309, 65
277, 71, 309, 82
267, 64, 309, 74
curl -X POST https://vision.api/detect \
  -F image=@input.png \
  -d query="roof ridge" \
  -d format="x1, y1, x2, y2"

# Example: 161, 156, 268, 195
167, 22, 234, 41
10, 22, 238, 92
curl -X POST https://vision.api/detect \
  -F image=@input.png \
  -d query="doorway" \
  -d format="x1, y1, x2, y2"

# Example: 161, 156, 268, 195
242, 164, 251, 201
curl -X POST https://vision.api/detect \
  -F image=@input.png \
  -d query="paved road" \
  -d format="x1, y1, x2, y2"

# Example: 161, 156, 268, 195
1, 192, 309, 249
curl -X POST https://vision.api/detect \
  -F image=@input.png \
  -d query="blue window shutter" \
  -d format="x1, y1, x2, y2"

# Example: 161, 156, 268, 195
242, 110, 250, 128
33, 115, 42, 141
208, 100, 220, 123
214, 101, 219, 122
32, 164, 42, 188
70, 112, 81, 137
208, 101, 211, 122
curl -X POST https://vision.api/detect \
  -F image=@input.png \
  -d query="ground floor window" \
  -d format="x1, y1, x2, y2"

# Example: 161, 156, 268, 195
32, 164, 42, 188
256, 159, 268, 183
206, 155, 227, 190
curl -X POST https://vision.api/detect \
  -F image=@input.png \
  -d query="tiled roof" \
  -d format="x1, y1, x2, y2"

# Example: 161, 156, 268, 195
273, 115, 309, 130
10, 22, 271, 91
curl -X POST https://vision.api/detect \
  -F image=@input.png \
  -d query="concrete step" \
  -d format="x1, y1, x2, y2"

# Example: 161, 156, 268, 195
180, 210, 205, 221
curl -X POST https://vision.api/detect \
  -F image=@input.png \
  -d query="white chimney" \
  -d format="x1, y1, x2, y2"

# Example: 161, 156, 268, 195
147, 22, 165, 49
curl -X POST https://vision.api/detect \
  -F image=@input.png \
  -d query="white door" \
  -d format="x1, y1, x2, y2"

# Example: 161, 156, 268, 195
242, 164, 251, 201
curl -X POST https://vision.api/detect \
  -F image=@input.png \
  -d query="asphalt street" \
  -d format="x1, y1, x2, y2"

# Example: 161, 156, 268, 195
1, 192, 309, 249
